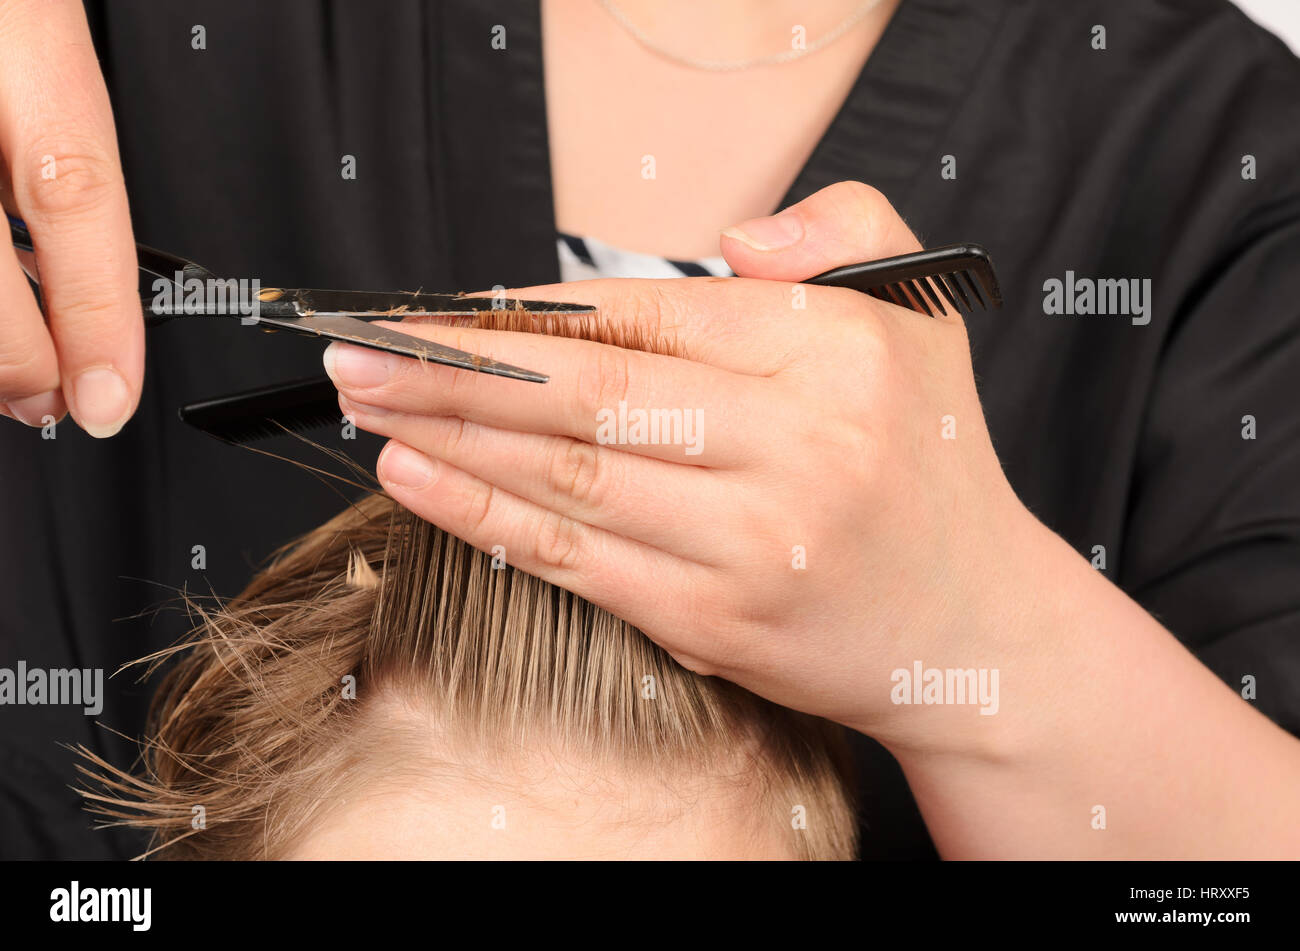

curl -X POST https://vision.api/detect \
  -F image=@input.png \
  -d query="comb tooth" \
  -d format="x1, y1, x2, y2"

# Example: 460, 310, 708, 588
916, 276, 947, 316
933, 273, 962, 313
952, 269, 980, 309
870, 283, 896, 307
960, 269, 988, 309
943, 271, 973, 311
905, 280, 935, 317
887, 282, 914, 312
901, 282, 930, 315
210, 407, 344, 444
885, 282, 909, 310
881, 284, 909, 309
973, 262, 1003, 308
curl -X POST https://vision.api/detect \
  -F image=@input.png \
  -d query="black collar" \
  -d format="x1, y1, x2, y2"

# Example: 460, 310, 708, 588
780, 0, 1009, 215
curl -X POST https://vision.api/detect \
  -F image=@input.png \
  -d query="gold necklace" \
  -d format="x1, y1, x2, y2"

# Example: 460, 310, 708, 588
598, 0, 886, 72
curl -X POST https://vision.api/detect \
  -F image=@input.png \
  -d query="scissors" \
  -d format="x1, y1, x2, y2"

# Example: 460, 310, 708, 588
7, 213, 593, 384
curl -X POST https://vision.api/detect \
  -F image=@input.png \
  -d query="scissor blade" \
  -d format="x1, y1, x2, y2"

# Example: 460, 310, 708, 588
259, 314, 548, 383
276, 287, 596, 318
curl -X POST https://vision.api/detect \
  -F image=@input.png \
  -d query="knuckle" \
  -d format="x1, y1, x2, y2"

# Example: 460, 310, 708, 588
18, 135, 122, 220
0, 323, 58, 400
626, 282, 674, 339
690, 612, 749, 675
834, 180, 890, 218
435, 416, 477, 458
41, 292, 132, 335
803, 415, 875, 476
855, 307, 892, 361
0, 350, 58, 400
438, 355, 479, 409
549, 439, 604, 506
601, 280, 673, 343
840, 419, 877, 471
726, 566, 780, 620
820, 307, 891, 388
578, 344, 632, 421
667, 650, 719, 678
532, 510, 583, 572
459, 482, 496, 537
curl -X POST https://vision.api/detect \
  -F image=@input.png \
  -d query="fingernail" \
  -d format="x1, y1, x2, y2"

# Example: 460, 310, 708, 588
8, 389, 65, 427
71, 367, 131, 438
722, 210, 804, 251
323, 342, 395, 389
379, 442, 437, 489
339, 395, 389, 420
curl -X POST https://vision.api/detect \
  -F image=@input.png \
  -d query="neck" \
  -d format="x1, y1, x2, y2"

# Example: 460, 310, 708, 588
606, 0, 896, 64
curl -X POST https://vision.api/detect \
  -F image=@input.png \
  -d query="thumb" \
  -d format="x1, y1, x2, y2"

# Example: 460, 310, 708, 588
720, 181, 922, 281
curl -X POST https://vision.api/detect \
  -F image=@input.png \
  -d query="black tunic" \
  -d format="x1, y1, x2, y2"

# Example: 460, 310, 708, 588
2, 0, 1298, 859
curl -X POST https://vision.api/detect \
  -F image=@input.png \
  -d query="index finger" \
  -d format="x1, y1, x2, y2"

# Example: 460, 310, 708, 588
458, 274, 830, 378
0, 0, 142, 437
325, 320, 773, 469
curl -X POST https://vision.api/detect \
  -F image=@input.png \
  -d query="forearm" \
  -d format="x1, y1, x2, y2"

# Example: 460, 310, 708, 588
873, 518, 1300, 859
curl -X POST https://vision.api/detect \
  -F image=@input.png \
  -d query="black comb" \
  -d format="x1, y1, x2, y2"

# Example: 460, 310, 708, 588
806, 244, 1002, 317
179, 377, 343, 445
181, 243, 1003, 444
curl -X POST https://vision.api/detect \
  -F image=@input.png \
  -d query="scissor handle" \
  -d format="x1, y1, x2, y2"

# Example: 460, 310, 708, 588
136, 246, 223, 326
8, 212, 221, 327
7, 211, 34, 252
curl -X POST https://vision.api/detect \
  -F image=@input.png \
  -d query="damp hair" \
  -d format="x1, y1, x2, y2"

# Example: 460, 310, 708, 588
75, 298, 859, 860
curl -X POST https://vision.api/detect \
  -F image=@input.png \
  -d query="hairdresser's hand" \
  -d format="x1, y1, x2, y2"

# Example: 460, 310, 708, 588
0, 0, 142, 435
328, 181, 1300, 859
324, 181, 1059, 753
332, 184, 1300, 859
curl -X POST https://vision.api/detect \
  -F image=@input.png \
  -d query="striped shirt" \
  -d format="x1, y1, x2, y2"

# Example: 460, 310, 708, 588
557, 233, 731, 282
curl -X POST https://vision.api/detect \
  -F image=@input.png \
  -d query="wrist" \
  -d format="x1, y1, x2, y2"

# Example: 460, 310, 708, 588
851, 505, 1099, 768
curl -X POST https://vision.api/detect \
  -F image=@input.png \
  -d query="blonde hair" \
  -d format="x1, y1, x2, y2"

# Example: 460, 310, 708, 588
77, 305, 859, 860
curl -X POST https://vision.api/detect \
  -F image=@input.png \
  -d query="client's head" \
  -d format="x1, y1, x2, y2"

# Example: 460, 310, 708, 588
82, 495, 857, 859
80, 306, 858, 860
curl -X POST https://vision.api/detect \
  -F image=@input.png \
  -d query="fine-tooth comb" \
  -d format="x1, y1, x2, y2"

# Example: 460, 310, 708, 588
806, 243, 1002, 317
178, 377, 344, 446
179, 243, 1003, 444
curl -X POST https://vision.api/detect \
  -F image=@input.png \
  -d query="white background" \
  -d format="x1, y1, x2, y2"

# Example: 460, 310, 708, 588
1232, 0, 1300, 54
